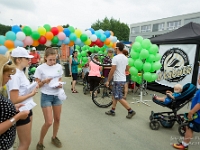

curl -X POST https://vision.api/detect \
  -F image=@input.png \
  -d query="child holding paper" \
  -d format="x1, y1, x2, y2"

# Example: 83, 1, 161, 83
34, 47, 63, 150
7, 47, 38, 150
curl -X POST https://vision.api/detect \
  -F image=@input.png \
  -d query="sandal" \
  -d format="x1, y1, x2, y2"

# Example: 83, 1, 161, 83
72, 90, 78, 93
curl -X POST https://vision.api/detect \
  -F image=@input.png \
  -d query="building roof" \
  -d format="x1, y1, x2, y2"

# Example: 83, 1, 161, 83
150, 22, 200, 44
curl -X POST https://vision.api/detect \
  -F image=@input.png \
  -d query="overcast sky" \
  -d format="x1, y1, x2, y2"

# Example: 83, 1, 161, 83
0, 0, 200, 30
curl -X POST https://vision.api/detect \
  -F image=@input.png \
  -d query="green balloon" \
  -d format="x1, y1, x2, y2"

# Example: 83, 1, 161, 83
146, 54, 156, 63
143, 72, 152, 81
152, 61, 162, 71
68, 26, 75, 33
139, 49, 149, 60
76, 45, 80, 50
81, 51, 87, 57
131, 75, 139, 82
22, 26, 32, 36
129, 67, 138, 76
134, 59, 143, 71
82, 57, 88, 63
31, 31, 40, 40
143, 62, 152, 72
43, 24, 51, 32
128, 58, 135, 67
78, 68, 82, 72
130, 51, 139, 60
98, 51, 104, 55
151, 73, 158, 81
132, 42, 142, 53
142, 39, 151, 49
135, 36, 143, 44
137, 76, 142, 84
51, 36, 59, 44
89, 47, 94, 53
30, 67, 36, 73
154, 53, 161, 61
80, 34, 88, 42
149, 44, 159, 54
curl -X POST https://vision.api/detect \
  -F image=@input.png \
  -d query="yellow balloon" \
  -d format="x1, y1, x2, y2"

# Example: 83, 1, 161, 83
75, 29, 82, 38
108, 42, 113, 47
84, 38, 91, 45
38, 26, 46, 35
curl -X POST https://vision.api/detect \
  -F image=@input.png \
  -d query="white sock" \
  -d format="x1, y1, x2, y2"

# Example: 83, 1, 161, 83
182, 141, 189, 147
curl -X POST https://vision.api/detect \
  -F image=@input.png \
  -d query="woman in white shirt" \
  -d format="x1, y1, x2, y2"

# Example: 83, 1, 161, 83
34, 47, 63, 150
7, 47, 38, 150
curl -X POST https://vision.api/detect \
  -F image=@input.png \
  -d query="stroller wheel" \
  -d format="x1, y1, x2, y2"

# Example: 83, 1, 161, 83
178, 123, 188, 137
149, 121, 160, 130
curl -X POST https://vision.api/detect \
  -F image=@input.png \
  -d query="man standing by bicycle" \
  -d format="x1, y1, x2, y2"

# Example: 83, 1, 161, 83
30, 47, 40, 65
105, 42, 136, 119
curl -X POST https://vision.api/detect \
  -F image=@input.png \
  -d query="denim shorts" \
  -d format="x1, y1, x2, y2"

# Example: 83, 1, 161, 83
112, 81, 125, 100
41, 93, 62, 108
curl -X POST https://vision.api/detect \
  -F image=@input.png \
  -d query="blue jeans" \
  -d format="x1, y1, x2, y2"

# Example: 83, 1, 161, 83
41, 93, 62, 108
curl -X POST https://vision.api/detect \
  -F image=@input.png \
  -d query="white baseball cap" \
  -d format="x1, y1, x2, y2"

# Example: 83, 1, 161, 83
32, 47, 36, 50
11, 47, 34, 58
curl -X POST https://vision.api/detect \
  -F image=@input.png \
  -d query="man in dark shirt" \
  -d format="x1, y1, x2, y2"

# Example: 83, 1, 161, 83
102, 49, 113, 81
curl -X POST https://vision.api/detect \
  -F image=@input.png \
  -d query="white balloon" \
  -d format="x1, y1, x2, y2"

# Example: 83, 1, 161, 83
84, 30, 92, 37
90, 34, 97, 42
112, 36, 118, 43
16, 32, 26, 41
45, 40, 52, 46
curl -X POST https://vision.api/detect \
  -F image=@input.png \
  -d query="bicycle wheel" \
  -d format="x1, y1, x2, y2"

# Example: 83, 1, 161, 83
90, 53, 112, 67
92, 85, 112, 108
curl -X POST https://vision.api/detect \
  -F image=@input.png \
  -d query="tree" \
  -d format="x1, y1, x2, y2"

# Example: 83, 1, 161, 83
0, 24, 11, 35
91, 17, 130, 41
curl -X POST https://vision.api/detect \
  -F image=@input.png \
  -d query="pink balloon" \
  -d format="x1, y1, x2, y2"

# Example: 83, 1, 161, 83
57, 32, 66, 40
23, 36, 33, 46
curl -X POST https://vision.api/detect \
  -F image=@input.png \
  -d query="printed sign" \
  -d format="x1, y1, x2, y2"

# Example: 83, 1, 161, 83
156, 44, 196, 87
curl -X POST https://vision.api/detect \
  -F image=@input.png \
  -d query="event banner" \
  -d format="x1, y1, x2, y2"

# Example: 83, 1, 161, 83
156, 44, 196, 87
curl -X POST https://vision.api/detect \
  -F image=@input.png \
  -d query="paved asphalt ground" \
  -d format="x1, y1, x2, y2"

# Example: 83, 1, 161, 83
13, 76, 199, 150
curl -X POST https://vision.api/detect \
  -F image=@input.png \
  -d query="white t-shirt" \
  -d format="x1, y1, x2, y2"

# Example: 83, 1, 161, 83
112, 54, 128, 81
34, 63, 63, 95
7, 69, 34, 104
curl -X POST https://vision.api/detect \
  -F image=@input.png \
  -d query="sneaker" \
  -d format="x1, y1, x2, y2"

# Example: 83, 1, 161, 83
51, 137, 62, 148
105, 110, 115, 116
126, 111, 136, 119
173, 143, 188, 150
36, 143, 45, 150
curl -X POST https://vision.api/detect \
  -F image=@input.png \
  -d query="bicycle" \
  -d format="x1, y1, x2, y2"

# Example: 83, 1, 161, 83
90, 53, 113, 108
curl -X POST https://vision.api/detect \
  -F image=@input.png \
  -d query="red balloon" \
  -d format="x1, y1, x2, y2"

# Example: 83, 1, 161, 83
98, 41, 104, 47
89, 42, 95, 47
38, 36, 47, 45
95, 39, 101, 45
51, 27, 59, 36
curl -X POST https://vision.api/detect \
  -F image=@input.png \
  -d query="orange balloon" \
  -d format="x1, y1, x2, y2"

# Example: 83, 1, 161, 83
112, 42, 116, 48
110, 31, 114, 36
57, 25, 64, 32
45, 32, 54, 40
104, 38, 110, 45
32, 40, 39, 47
68, 41, 74, 47
4, 40, 14, 49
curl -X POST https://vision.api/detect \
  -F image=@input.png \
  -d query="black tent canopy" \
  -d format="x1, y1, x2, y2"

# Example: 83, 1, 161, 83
148, 22, 200, 93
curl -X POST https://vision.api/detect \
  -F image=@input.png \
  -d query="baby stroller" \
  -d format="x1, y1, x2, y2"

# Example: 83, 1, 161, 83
149, 83, 196, 136
83, 72, 90, 95
28, 64, 38, 82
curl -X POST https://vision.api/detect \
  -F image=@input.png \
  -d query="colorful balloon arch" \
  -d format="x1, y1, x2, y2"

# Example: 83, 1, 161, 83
0, 24, 118, 54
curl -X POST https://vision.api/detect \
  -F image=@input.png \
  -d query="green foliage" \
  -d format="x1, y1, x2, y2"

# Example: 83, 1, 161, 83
0, 24, 11, 35
91, 17, 130, 41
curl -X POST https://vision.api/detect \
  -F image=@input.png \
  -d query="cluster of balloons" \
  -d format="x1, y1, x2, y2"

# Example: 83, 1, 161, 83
128, 36, 162, 84
75, 45, 108, 67
0, 24, 118, 55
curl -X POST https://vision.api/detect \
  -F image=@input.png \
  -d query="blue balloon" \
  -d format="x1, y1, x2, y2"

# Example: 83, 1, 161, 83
75, 38, 81, 45
104, 30, 111, 38
0, 46, 8, 55
14, 40, 24, 47
100, 34, 106, 42
12, 25, 21, 33
0, 35, 6, 45
63, 28, 71, 37
89, 28, 95, 34
79, 42, 84, 47
63, 37, 70, 44
57, 40, 63, 46
95, 31, 101, 38
5, 31, 16, 41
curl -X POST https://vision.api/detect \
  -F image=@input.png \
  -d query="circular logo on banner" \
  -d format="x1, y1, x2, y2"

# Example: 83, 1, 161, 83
157, 47, 192, 82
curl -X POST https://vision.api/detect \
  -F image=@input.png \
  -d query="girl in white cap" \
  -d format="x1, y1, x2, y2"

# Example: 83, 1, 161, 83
7, 47, 38, 150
